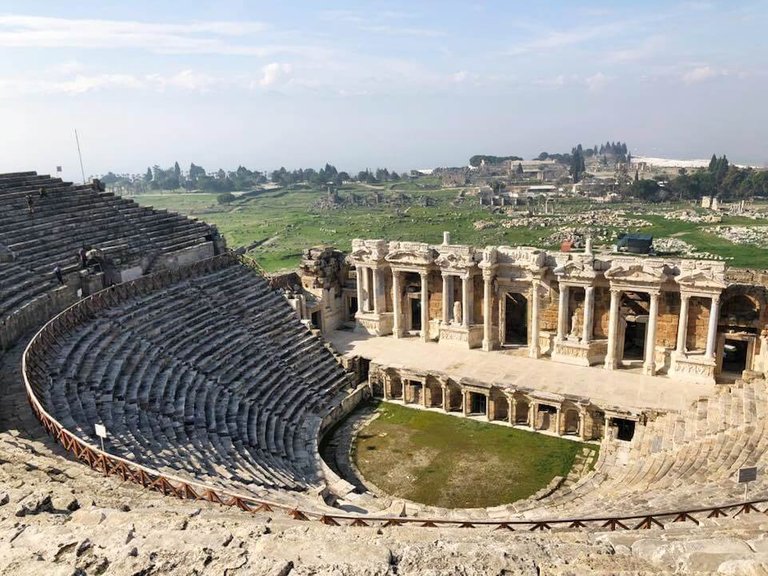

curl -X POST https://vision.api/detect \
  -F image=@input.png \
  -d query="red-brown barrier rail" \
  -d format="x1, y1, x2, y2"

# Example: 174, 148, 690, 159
21, 254, 768, 532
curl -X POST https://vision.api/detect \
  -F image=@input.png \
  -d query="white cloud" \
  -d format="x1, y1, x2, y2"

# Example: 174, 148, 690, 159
0, 69, 224, 98
451, 70, 468, 83
681, 65, 721, 84
359, 24, 444, 38
0, 15, 322, 57
507, 21, 629, 56
258, 63, 292, 87
584, 72, 609, 92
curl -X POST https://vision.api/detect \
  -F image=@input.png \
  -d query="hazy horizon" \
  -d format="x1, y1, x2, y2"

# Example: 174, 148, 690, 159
0, 1, 766, 183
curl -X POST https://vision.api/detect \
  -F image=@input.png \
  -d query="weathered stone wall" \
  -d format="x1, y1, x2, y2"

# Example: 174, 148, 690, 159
594, 287, 610, 339
687, 297, 711, 351
656, 292, 681, 349
539, 283, 559, 332
428, 272, 442, 321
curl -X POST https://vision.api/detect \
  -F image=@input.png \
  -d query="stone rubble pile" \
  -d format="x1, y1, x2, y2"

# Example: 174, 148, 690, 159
498, 210, 652, 231
712, 225, 768, 247
658, 210, 722, 224
652, 237, 725, 260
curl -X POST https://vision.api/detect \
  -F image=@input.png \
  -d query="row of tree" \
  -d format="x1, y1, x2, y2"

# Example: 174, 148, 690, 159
469, 154, 523, 167
269, 165, 403, 186
628, 155, 768, 202
101, 162, 408, 193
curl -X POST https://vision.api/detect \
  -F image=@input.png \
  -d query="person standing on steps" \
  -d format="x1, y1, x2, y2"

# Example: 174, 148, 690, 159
53, 265, 64, 285
26, 193, 34, 215
78, 246, 87, 268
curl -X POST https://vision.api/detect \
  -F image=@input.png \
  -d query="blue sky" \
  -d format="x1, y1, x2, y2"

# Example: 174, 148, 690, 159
0, 1, 765, 181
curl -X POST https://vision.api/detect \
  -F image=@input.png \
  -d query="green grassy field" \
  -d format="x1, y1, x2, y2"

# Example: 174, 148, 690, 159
353, 402, 592, 508
131, 184, 768, 272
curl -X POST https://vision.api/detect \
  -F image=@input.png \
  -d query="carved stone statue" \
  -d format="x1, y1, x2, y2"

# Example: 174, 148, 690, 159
453, 301, 462, 325
570, 310, 581, 339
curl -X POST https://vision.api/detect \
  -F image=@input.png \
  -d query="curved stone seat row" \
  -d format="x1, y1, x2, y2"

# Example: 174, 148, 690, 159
524, 378, 768, 518
0, 171, 215, 324
27, 260, 352, 498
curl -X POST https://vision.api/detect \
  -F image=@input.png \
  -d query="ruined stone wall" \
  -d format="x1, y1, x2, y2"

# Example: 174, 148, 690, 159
473, 275, 483, 323
428, 273, 442, 322
687, 297, 711, 351
539, 282, 559, 332
656, 292, 681, 349
594, 287, 610, 339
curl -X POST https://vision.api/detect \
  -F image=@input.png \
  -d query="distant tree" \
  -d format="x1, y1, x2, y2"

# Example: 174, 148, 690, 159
570, 144, 586, 183
174, 161, 181, 179
536, 152, 549, 161
516, 162, 524, 177
217, 192, 236, 204
630, 179, 662, 202
144, 167, 153, 183
189, 163, 206, 180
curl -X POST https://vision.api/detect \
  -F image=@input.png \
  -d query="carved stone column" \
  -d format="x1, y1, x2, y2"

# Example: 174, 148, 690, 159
555, 407, 562, 435
461, 275, 472, 327
676, 293, 690, 354
529, 280, 541, 358
355, 265, 365, 315
604, 289, 621, 370
582, 285, 595, 343
420, 271, 429, 342
392, 270, 402, 338
462, 389, 469, 416
441, 382, 449, 412
482, 272, 493, 351
643, 291, 660, 376
556, 284, 569, 340
706, 295, 721, 358
372, 267, 381, 315
442, 273, 452, 324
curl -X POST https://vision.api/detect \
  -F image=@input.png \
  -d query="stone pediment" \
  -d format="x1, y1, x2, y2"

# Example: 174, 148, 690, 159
676, 260, 727, 291
496, 246, 547, 272
349, 239, 388, 263
553, 256, 597, 283
605, 259, 671, 285
385, 242, 437, 267
435, 249, 476, 272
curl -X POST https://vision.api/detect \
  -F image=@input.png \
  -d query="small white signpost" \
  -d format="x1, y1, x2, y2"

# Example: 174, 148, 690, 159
738, 466, 757, 500
94, 423, 107, 452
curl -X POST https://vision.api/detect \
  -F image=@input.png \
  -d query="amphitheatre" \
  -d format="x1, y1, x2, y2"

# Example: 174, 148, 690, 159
3, 171, 768, 575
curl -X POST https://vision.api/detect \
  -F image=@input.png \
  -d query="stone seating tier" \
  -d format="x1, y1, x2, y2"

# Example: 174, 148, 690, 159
30, 262, 352, 497
0, 171, 216, 327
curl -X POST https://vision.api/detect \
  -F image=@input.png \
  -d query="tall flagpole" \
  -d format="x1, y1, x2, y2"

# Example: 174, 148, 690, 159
74, 129, 86, 184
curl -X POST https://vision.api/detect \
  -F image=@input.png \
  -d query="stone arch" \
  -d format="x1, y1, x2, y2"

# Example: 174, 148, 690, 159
720, 290, 761, 330
562, 402, 581, 436
512, 394, 530, 425
388, 372, 403, 400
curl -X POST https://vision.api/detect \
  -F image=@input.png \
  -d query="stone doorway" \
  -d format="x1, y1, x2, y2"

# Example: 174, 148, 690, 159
613, 418, 635, 441
469, 392, 487, 415
537, 404, 557, 432
620, 292, 649, 362
722, 338, 749, 374
347, 296, 358, 321
564, 409, 580, 435
504, 292, 528, 345
409, 296, 421, 332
